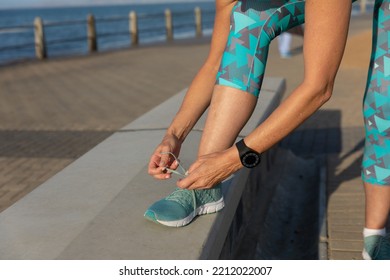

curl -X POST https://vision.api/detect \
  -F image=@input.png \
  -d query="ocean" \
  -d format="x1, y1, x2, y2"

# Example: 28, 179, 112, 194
0, 1, 216, 65
0, 1, 372, 66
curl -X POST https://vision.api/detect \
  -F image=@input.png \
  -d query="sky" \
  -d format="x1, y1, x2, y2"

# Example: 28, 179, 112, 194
0, 0, 212, 9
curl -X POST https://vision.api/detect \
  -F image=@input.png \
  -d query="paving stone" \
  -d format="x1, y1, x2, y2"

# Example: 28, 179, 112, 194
0, 40, 211, 213
329, 250, 363, 260
329, 230, 363, 241
329, 239, 364, 251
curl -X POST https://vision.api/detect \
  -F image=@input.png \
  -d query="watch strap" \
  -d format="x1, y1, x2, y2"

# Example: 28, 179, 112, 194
235, 139, 249, 158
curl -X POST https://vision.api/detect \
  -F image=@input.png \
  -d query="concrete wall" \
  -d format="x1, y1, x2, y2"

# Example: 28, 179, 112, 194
0, 78, 285, 259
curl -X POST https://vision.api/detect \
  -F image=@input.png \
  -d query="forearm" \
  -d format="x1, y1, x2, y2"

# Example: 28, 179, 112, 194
243, 0, 352, 154
244, 82, 331, 153
165, 61, 219, 142
165, 0, 235, 143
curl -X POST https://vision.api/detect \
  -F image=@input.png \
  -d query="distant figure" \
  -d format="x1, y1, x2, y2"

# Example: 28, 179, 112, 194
277, 25, 304, 58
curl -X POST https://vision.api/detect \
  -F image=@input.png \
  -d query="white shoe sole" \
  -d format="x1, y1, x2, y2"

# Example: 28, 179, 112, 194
157, 198, 225, 227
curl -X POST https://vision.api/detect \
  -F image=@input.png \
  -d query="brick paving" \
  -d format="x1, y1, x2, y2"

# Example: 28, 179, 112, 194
0, 40, 210, 212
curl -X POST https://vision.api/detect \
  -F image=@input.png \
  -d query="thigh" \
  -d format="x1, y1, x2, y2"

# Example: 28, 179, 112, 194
216, 0, 306, 97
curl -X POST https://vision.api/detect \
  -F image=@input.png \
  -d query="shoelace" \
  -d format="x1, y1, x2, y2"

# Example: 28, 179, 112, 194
166, 188, 197, 214
160, 152, 196, 214
160, 151, 188, 177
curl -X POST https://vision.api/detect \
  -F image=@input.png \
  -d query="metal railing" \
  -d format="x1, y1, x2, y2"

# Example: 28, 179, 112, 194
0, 0, 378, 65
0, 7, 214, 63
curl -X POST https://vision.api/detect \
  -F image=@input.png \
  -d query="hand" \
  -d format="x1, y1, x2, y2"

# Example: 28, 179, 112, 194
148, 134, 182, 180
176, 147, 242, 190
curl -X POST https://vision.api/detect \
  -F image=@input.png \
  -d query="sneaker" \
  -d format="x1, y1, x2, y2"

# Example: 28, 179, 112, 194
362, 234, 390, 260
144, 185, 224, 227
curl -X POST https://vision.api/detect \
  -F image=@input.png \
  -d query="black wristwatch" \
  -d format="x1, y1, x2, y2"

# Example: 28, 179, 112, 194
235, 139, 261, 168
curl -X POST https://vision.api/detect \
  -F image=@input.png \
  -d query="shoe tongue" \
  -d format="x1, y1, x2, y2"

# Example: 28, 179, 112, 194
166, 188, 196, 211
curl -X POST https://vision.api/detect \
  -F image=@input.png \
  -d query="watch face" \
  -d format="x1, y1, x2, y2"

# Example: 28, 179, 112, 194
242, 152, 260, 168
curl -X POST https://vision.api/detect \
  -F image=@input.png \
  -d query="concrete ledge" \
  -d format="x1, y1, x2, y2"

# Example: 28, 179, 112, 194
0, 77, 285, 259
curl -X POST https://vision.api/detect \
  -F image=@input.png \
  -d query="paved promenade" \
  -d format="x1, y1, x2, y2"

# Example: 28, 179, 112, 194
0, 14, 387, 259
0, 40, 210, 213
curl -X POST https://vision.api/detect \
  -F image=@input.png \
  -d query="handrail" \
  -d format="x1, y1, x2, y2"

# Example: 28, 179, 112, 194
95, 16, 128, 23
0, 7, 214, 63
137, 12, 165, 19
0, 43, 33, 52
46, 36, 87, 46
44, 19, 87, 27
0, 25, 33, 31
98, 31, 130, 38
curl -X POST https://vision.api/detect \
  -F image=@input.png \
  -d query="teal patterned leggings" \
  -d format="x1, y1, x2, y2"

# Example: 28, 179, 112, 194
362, 0, 390, 186
216, 0, 390, 185
216, 0, 305, 96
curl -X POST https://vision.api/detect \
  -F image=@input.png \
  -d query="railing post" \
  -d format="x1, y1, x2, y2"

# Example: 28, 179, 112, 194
87, 14, 97, 52
34, 17, 47, 60
129, 11, 139, 46
195, 7, 202, 38
165, 9, 173, 42
360, 0, 367, 14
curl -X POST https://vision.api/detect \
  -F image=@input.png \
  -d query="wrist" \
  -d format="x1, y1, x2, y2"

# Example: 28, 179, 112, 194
226, 146, 244, 172
165, 128, 186, 144
235, 139, 261, 168
166, 111, 200, 142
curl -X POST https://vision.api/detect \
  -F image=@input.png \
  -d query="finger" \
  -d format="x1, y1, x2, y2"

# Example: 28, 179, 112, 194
189, 179, 216, 190
151, 167, 172, 180
148, 166, 171, 176
148, 163, 160, 176
177, 181, 191, 189
185, 182, 209, 190
159, 150, 172, 167
168, 159, 179, 170
148, 153, 162, 169
154, 173, 172, 180
148, 154, 164, 172
148, 166, 165, 176
176, 175, 193, 189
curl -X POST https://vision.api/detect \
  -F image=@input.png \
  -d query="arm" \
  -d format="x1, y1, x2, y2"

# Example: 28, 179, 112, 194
178, 0, 353, 189
148, 0, 237, 179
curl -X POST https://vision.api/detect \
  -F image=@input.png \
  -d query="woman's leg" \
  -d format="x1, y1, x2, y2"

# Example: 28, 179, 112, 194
144, 0, 307, 227
198, 86, 257, 156
200, 0, 306, 156
364, 184, 390, 229
361, 0, 390, 259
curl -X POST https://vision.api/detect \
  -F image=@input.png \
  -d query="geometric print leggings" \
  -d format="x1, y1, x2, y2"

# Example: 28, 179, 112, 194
362, 0, 390, 186
215, 0, 389, 186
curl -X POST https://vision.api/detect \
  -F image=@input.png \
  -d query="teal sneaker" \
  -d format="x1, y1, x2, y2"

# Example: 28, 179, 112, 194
144, 185, 224, 227
362, 234, 390, 260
